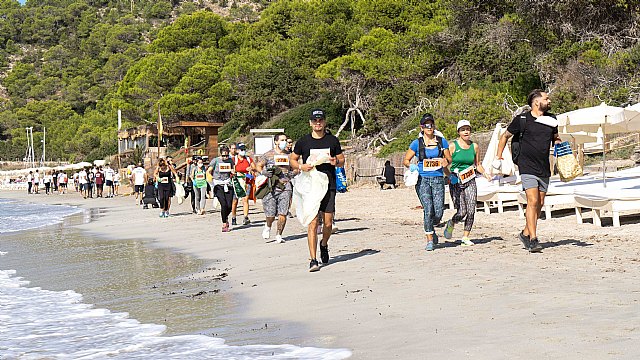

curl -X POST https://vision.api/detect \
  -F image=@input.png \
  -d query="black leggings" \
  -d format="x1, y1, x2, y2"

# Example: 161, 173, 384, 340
158, 186, 172, 211
449, 178, 478, 232
214, 185, 233, 223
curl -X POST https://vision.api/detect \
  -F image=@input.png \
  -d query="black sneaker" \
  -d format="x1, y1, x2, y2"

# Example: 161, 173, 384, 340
320, 243, 329, 264
243, 217, 251, 225
309, 259, 320, 272
518, 231, 530, 250
231, 217, 237, 226
529, 238, 543, 253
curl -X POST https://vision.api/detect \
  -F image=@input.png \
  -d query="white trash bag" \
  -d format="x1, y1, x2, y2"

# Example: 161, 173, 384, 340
173, 182, 186, 205
292, 153, 331, 226
404, 168, 419, 187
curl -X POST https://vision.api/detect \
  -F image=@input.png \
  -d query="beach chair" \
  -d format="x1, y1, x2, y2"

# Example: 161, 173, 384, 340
574, 188, 640, 227
476, 177, 521, 214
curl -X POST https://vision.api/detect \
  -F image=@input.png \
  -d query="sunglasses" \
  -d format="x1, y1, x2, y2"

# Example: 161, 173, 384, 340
421, 123, 434, 129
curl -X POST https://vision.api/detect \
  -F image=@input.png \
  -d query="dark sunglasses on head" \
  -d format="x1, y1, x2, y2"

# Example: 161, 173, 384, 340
421, 123, 434, 129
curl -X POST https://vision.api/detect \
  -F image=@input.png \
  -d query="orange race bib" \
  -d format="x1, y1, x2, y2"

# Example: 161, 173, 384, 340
159, 177, 169, 184
218, 163, 232, 173
274, 154, 290, 166
422, 158, 443, 172
458, 166, 476, 184
195, 173, 205, 180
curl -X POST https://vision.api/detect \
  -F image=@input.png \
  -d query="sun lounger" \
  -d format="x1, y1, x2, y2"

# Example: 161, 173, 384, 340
574, 189, 640, 227
476, 177, 521, 213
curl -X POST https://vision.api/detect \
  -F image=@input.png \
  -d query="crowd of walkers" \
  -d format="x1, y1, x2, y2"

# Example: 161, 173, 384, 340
24, 89, 558, 272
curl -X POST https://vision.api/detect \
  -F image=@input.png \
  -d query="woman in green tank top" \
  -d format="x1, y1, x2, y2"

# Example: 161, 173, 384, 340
443, 120, 491, 246
192, 159, 208, 215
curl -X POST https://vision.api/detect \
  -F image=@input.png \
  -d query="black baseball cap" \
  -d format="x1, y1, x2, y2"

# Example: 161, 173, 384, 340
237, 143, 246, 150
420, 113, 435, 125
310, 109, 326, 119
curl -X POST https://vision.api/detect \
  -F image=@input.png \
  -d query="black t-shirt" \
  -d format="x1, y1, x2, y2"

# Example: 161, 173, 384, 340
293, 133, 343, 190
507, 111, 558, 178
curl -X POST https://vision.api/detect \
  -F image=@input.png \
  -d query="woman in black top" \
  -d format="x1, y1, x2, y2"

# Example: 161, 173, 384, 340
154, 158, 178, 218
381, 160, 396, 189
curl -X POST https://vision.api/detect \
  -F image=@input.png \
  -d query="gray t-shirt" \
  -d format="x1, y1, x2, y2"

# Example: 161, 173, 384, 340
259, 149, 294, 192
210, 157, 234, 182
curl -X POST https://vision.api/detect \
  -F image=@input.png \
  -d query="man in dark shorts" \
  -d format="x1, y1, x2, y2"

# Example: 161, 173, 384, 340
496, 89, 561, 252
290, 109, 345, 272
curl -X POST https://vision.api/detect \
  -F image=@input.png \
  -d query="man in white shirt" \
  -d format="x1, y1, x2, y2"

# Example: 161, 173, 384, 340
26, 171, 33, 194
104, 165, 115, 198
78, 168, 88, 199
132, 163, 147, 205
33, 170, 40, 194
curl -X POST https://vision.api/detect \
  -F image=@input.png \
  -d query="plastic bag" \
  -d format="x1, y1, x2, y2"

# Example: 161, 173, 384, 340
173, 181, 186, 204
404, 169, 419, 187
335, 167, 348, 193
292, 169, 329, 226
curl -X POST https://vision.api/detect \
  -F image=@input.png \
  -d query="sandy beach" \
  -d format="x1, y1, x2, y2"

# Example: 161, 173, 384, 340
2, 185, 640, 359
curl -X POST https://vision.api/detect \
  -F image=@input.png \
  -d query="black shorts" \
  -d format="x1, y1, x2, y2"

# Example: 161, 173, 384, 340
135, 185, 144, 193
106, 180, 113, 187
319, 189, 336, 213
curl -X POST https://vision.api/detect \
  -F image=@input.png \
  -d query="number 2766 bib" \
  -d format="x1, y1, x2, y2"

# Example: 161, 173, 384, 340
458, 166, 476, 184
422, 158, 443, 172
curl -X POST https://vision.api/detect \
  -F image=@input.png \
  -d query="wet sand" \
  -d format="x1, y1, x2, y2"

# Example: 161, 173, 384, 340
2, 186, 640, 359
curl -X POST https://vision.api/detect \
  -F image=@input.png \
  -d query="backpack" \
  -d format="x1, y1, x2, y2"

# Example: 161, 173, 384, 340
417, 135, 445, 162
511, 114, 528, 164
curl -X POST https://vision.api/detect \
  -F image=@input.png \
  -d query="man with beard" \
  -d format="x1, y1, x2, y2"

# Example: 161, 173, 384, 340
496, 89, 561, 253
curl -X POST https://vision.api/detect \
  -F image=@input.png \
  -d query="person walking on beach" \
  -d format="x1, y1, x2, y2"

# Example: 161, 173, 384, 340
104, 165, 115, 198
256, 133, 296, 244
43, 171, 52, 195
191, 158, 208, 215
208, 146, 235, 232
78, 168, 88, 199
185, 157, 197, 214
87, 168, 95, 198
58, 171, 67, 194
443, 120, 491, 246
496, 89, 561, 252
290, 109, 345, 272
113, 170, 120, 196
132, 163, 147, 205
154, 158, 178, 218
33, 170, 40, 194
95, 167, 104, 198
403, 113, 451, 252
52, 170, 58, 193
27, 171, 33, 194
230, 143, 255, 226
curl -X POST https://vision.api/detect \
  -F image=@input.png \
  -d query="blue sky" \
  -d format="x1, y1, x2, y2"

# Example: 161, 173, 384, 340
18, 0, 26, 4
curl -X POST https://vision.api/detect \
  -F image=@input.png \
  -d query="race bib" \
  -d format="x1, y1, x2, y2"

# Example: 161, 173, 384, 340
422, 158, 443, 172
458, 166, 476, 184
218, 163, 232, 173
274, 154, 289, 166
309, 148, 331, 164
195, 173, 205, 180
159, 177, 169, 184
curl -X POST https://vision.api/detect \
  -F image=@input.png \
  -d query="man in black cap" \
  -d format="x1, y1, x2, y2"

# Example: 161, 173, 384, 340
290, 109, 345, 272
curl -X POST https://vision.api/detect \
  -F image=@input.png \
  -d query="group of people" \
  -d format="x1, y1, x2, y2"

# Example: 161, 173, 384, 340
74, 165, 120, 199
24, 169, 69, 195
404, 88, 560, 254
125, 88, 559, 272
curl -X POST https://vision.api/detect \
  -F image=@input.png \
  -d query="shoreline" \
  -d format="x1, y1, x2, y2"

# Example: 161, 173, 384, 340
2, 187, 640, 359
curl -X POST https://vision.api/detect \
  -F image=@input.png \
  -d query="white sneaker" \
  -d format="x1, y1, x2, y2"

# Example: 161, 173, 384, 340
261, 225, 271, 240
461, 237, 475, 246
275, 235, 285, 243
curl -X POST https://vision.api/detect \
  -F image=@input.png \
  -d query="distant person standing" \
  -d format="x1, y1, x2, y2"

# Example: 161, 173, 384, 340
132, 163, 147, 205
496, 89, 561, 252
33, 170, 40, 194
78, 168, 88, 199
403, 113, 451, 252
26, 171, 33, 194
58, 171, 67, 194
290, 109, 345, 272
43, 172, 52, 195
95, 167, 104, 198
379, 160, 396, 190
113, 171, 120, 196
52, 170, 58, 193
104, 165, 115, 198
256, 133, 296, 244
185, 158, 197, 214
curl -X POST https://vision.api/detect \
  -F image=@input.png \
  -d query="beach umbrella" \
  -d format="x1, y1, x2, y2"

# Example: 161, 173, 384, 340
557, 103, 640, 186
77, 161, 92, 168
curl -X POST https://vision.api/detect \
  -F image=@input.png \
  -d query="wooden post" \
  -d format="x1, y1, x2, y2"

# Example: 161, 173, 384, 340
205, 126, 219, 160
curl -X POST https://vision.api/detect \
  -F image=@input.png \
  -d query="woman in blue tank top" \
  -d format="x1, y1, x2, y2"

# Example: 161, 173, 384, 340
403, 113, 452, 252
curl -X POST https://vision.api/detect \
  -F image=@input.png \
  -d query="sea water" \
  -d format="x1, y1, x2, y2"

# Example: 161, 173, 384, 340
0, 199, 351, 359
